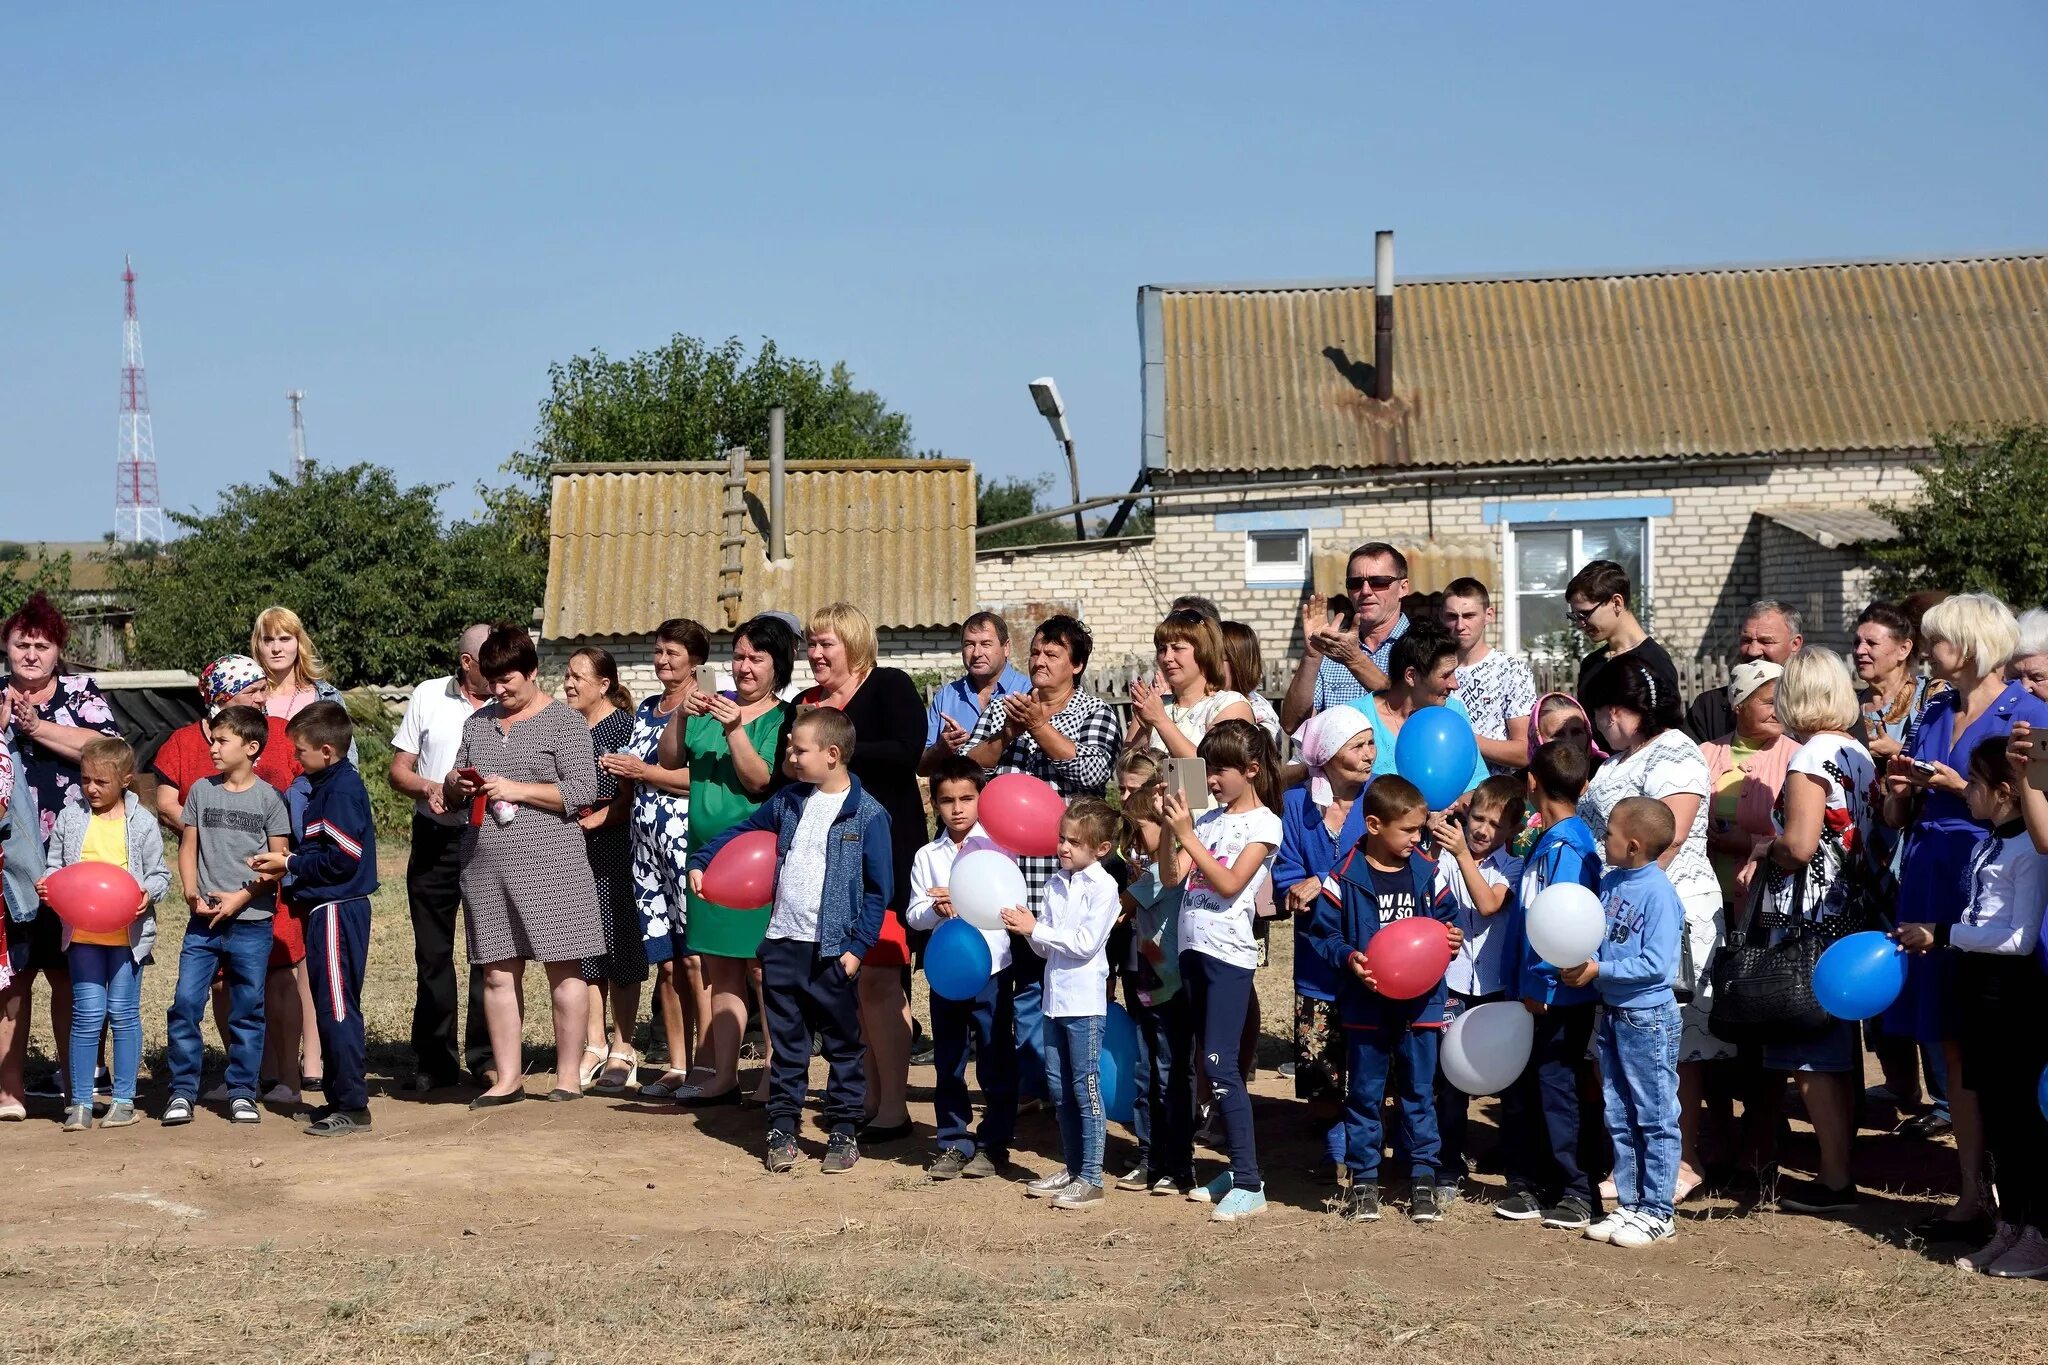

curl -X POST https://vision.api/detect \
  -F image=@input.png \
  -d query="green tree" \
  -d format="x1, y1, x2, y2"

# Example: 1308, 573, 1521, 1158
0, 545, 73, 622
109, 463, 537, 684
1869, 423, 2048, 605
485, 334, 922, 551
975, 474, 1076, 551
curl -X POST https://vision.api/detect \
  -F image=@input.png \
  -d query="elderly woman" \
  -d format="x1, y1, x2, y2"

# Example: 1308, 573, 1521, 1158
1129, 610, 1256, 756
1580, 652, 1720, 1202
0, 592, 121, 1117
1880, 594, 2048, 1241
1758, 648, 1879, 1215
2012, 609, 2048, 703
561, 647, 644, 1092
445, 625, 606, 1108
1701, 662, 1797, 912
799, 602, 928, 1141
658, 614, 797, 1104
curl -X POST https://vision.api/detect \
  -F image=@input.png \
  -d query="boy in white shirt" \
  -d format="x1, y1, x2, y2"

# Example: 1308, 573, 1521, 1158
906, 757, 1016, 1180
1002, 798, 1122, 1210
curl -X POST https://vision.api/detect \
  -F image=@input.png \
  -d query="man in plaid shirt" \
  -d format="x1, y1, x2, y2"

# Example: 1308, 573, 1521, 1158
958, 614, 1121, 1103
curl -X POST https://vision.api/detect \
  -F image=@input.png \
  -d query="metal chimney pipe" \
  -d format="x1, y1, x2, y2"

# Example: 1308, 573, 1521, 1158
1373, 230, 1394, 402
768, 406, 787, 560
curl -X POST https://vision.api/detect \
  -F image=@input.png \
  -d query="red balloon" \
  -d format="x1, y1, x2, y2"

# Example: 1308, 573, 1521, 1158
700, 829, 778, 909
44, 862, 146, 936
1363, 918, 1453, 1001
980, 773, 1065, 857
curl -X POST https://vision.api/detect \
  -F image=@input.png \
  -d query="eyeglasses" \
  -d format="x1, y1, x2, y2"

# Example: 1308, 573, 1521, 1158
1346, 575, 1403, 593
1565, 603, 1605, 626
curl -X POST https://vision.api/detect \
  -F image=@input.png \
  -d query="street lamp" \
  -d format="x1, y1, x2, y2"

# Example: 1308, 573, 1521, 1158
1029, 376, 1085, 541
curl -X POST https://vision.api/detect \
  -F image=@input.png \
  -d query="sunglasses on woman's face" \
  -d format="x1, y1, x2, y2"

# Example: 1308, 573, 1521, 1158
1346, 574, 1402, 593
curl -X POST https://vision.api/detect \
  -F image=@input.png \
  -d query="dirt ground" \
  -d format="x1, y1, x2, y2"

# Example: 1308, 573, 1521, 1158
2, 850, 2043, 1364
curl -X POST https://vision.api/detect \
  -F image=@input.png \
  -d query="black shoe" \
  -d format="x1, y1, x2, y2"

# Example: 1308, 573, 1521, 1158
909, 1040, 937, 1067
1342, 1182, 1382, 1222
860, 1118, 915, 1145
1494, 1188, 1544, 1221
468, 1090, 527, 1110
301, 1075, 324, 1093
765, 1131, 800, 1172
822, 1132, 861, 1174
1898, 1109, 1953, 1140
1777, 1176, 1861, 1215
928, 1149, 970, 1180
544, 1088, 581, 1103
1541, 1196, 1593, 1230
677, 1086, 743, 1108
1409, 1183, 1442, 1224
305, 1109, 372, 1137
1912, 1211, 1995, 1245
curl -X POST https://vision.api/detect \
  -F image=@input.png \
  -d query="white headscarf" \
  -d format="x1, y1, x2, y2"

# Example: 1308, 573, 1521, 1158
1294, 706, 1373, 806
1726, 659, 1784, 709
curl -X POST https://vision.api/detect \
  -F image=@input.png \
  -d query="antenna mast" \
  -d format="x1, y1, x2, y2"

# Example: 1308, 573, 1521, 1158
114, 255, 165, 543
288, 390, 309, 483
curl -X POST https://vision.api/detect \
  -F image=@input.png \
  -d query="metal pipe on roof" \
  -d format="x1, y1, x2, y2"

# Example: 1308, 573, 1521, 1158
1374, 230, 1394, 402
768, 406, 787, 561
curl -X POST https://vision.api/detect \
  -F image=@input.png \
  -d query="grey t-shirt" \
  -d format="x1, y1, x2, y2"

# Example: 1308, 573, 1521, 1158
181, 776, 291, 921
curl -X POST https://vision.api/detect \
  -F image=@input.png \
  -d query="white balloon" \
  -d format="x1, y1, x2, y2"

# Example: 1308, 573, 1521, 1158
1527, 882, 1606, 969
1440, 1001, 1536, 1096
949, 849, 1027, 932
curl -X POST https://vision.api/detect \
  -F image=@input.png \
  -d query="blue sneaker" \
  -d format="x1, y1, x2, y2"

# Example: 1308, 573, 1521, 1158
1210, 1187, 1268, 1222
1187, 1171, 1233, 1205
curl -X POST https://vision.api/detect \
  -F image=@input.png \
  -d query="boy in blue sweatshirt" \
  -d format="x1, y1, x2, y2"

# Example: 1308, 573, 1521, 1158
1496, 740, 1605, 1230
249, 701, 378, 1137
1557, 795, 1683, 1250
1302, 774, 1463, 1226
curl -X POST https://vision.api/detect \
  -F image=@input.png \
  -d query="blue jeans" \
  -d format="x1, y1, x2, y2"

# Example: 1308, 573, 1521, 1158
1010, 962, 1049, 1102
1129, 989, 1195, 1183
1597, 1001, 1683, 1220
932, 972, 1017, 1159
1045, 1013, 1106, 1187
1343, 1025, 1440, 1183
67, 943, 142, 1105
1182, 950, 1261, 1191
165, 915, 272, 1101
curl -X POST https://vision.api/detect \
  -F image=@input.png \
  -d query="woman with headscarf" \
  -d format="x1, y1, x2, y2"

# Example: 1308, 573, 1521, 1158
1700, 662, 1797, 913
1272, 707, 1378, 1185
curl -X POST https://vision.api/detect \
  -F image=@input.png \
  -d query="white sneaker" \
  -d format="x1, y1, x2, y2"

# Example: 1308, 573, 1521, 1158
1611, 1212, 1676, 1248
1986, 1226, 2048, 1280
263, 1083, 300, 1106
1957, 1223, 2022, 1274
1583, 1209, 1631, 1244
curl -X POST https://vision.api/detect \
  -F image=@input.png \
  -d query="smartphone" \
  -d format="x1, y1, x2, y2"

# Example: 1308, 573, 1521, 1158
1162, 757, 1214, 814
1907, 759, 1939, 781
2030, 753, 2048, 794
695, 664, 720, 695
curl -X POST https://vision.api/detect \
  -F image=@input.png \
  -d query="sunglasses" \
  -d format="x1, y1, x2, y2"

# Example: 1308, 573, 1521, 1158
1346, 574, 1403, 593
1566, 600, 1612, 626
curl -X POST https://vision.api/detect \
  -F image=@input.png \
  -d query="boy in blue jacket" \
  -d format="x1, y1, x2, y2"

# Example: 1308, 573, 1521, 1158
1557, 795, 1683, 1250
689, 708, 891, 1176
1302, 774, 1463, 1225
249, 702, 378, 1137
1496, 740, 1605, 1229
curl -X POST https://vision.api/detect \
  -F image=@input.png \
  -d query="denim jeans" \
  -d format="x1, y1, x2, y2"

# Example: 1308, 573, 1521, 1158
1129, 990, 1195, 1183
932, 972, 1017, 1159
67, 943, 142, 1105
1045, 1013, 1106, 1187
164, 915, 273, 1101
1597, 1001, 1683, 1220
1010, 962, 1050, 1102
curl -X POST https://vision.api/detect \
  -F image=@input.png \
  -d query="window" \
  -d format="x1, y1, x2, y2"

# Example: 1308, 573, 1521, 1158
1504, 519, 1649, 655
1244, 529, 1308, 587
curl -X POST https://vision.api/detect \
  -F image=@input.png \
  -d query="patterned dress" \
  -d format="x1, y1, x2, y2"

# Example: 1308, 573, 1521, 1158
1, 674, 121, 846
626, 694, 692, 963
454, 699, 604, 964
579, 708, 647, 986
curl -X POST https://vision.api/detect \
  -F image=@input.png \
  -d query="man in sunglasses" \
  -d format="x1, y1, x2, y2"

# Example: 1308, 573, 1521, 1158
1279, 542, 1408, 734
1566, 560, 1679, 713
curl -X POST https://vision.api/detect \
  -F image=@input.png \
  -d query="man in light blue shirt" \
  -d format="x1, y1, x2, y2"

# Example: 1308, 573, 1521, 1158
1280, 541, 1410, 734
920, 612, 1031, 776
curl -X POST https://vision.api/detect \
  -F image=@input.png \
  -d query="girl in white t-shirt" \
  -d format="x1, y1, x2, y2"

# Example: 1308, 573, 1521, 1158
1160, 718, 1283, 1223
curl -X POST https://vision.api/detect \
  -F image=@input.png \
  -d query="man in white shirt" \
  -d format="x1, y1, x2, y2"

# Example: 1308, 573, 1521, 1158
387, 623, 492, 1090
1439, 578, 1537, 774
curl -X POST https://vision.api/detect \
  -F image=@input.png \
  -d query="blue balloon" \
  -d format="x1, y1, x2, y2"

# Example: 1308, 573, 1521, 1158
924, 918, 993, 1002
1394, 705, 1479, 810
1813, 931, 1908, 1021
1098, 1002, 1140, 1125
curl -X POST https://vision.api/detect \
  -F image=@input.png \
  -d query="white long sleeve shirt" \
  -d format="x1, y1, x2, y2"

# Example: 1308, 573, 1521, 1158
1955, 824, 2048, 956
902, 824, 1013, 973
1029, 860, 1120, 1018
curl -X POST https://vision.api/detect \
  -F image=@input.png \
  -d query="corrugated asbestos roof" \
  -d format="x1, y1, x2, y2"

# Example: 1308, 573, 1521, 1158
542, 460, 975, 638
1144, 253, 2048, 473
1757, 503, 1901, 550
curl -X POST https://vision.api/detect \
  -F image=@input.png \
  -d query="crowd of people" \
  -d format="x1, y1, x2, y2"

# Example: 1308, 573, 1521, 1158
4, 542, 2048, 1273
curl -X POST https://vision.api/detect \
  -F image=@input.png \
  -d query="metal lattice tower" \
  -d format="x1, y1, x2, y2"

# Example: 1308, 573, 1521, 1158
288, 390, 309, 483
114, 255, 165, 544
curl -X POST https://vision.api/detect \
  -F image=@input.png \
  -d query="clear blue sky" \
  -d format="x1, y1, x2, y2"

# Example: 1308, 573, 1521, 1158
5, 2, 2045, 542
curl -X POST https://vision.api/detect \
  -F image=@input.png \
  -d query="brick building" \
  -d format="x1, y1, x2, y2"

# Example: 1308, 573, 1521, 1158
1008, 251, 2048, 669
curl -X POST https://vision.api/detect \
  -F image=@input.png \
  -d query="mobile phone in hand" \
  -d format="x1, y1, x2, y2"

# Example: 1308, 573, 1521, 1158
1162, 757, 1213, 815
695, 664, 720, 695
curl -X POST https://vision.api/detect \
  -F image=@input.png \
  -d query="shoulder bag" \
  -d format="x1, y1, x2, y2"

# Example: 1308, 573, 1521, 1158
1707, 860, 1832, 1045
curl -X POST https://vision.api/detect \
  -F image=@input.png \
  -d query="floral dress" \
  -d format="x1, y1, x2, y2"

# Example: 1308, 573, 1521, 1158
626, 694, 692, 963
1, 674, 120, 847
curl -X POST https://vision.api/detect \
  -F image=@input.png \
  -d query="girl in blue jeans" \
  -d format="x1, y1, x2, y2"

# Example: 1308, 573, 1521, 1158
40, 738, 170, 1131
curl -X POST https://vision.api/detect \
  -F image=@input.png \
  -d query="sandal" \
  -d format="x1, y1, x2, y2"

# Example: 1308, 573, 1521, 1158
592, 1047, 639, 1095
638, 1069, 693, 1100
576, 1043, 607, 1092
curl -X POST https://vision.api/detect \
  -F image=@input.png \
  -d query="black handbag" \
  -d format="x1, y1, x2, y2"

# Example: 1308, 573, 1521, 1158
1706, 861, 1833, 1046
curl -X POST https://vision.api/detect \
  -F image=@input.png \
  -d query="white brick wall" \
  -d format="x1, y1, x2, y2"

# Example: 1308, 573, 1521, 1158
975, 536, 1168, 670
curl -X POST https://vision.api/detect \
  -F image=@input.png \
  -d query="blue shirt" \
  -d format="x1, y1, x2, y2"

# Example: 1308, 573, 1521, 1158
924, 664, 1032, 748
1347, 692, 1491, 801
1595, 862, 1683, 1009
1272, 784, 1369, 1002
1513, 816, 1603, 1006
1310, 612, 1409, 714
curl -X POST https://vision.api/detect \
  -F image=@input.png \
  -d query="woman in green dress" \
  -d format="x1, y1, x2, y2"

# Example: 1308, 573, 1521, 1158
657, 614, 796, 1104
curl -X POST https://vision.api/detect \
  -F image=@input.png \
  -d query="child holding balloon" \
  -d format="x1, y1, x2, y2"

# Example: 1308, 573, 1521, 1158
1895, 735, 2048, 1278
39, 737, 169, 1131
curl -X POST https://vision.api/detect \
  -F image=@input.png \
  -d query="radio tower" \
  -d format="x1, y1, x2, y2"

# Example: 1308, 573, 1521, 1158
114, 256, 165, 544
288, 390, 309, 483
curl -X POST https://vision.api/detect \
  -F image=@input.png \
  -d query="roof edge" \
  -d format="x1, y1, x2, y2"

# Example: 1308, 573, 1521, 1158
549, 459, 972, 477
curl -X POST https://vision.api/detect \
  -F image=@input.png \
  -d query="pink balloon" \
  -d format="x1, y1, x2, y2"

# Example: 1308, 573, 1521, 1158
700, 830, 777, 909
980, 773, 1065, 857
44, 862, 145, 936
1363, 918, 1453, 1001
